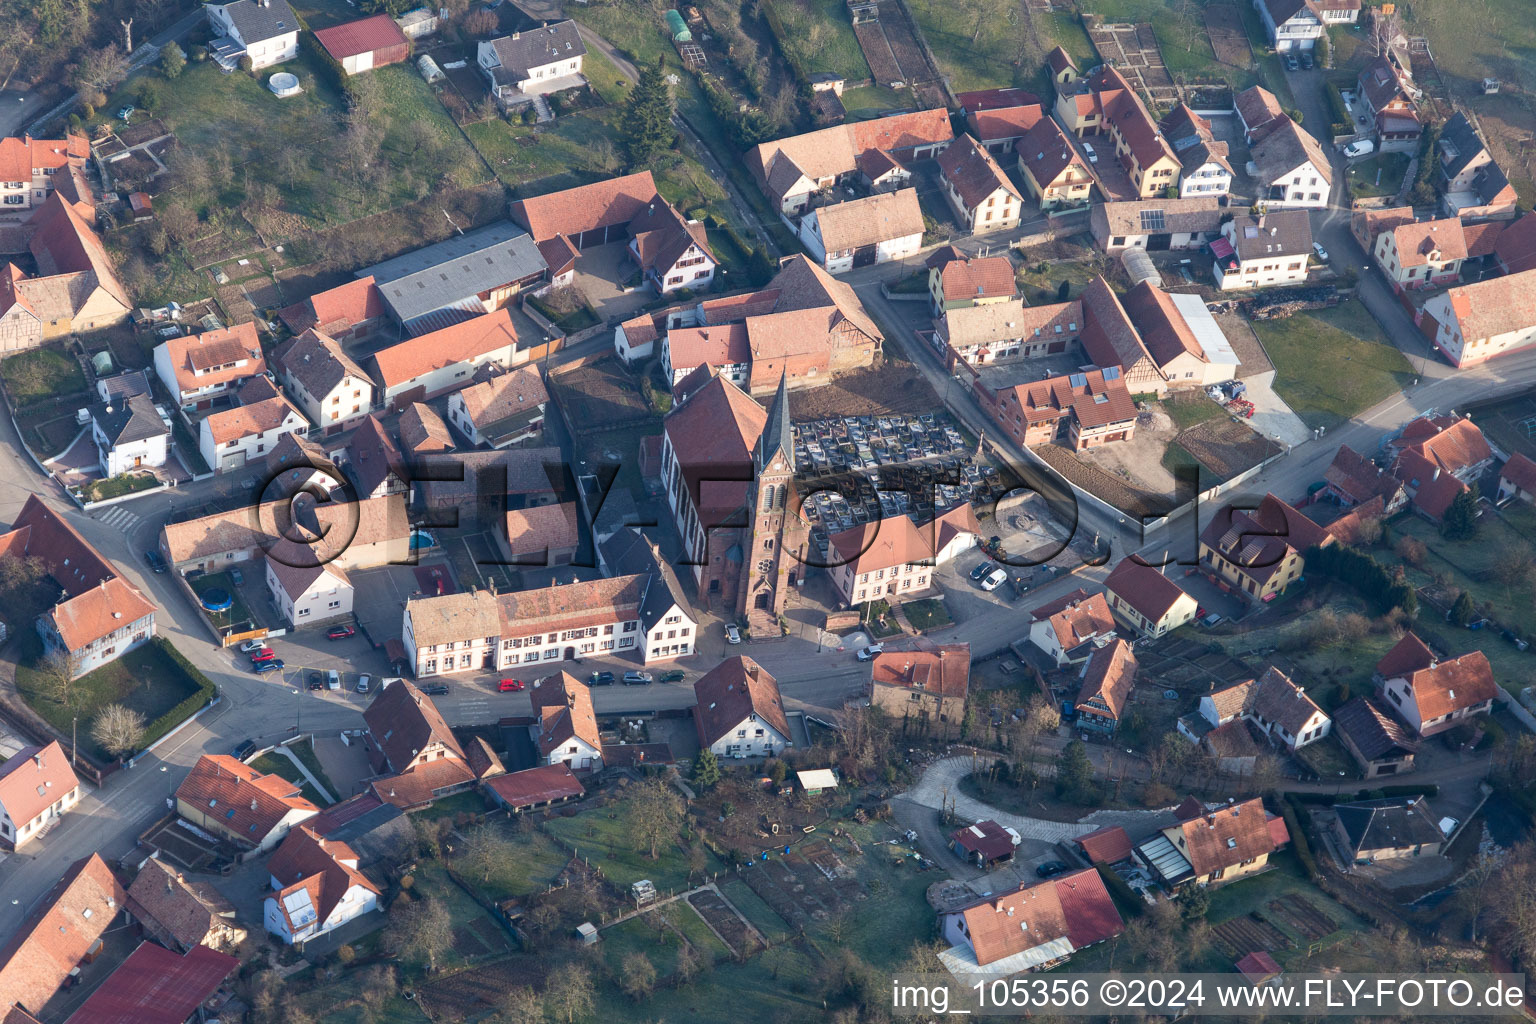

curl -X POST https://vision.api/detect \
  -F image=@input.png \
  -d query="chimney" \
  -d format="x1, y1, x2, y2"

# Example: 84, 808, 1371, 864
513, 30, 520, 39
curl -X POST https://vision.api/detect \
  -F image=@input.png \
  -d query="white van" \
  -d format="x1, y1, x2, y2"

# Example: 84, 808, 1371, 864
1343, 138, 1375, 158
980, 567, 1008, 592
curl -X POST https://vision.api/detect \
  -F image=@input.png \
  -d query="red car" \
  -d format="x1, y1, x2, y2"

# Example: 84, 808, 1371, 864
249, 647, 275, 662
498, 679, 525, 692
327, 626, 356, 640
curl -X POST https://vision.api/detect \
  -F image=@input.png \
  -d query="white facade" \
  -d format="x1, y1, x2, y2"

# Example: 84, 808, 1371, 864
92, 420, 167, 478
662, 337, 748, 388
1197, 692, 1330, 751
639, 604, 697, 661
41, 607, 156, 679
1256, 159, 1331, 210
1257, 0, 1323, 50
943, 181, 1021, 234
207, 3, 299, 69
636, 238, 716, 294
797, 211, 923, 274
1214, 222, 1311, 291
279, 366, 373, 434
1028, 618, 1070, 666
477, 38, 584, 96
833, 560, 933, 606
403, 610, 643, 679
267, 561, 353, 628
1423, 291, 1536, 368
1179, 160, 1232, 199
446, 387, 545, 449
199, 404, 307, 473
705, 714, 790, 759
380, 341, 516, 409
263, 878, 378, 945
1379, 674, 1493, 736
152, 339, 261, 410
538, 732, 603, 771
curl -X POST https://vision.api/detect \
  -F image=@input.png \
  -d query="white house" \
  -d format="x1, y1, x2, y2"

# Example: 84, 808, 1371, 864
271, 328, 375, 435
1026, 590, 1116, 667
797, 189, 924, 274
1421, 267, 1536, 368
478, 21, 586, 105
1248, 118, 1332, 210
1213, 211, 1313, 290
91, 393, 168, 477
153, 323, 267, 411
369, 309, 520, 412
263, 827, 381, 946
693, 657, 792, 759
176, 755, 319, 853
198, 393, 307, 473
1375, 636, 1498, 737
825, 504, 979, 608
626, 200, 717, 294
266, 539, 354, 628
1101, 558, 1199, 638
0, 135, 86, 214
205, 0, 300, 70
1195, 667, 1331, 751
529, 673, 604, 772
0, 741, 80, 850
937, 135, 1022, 234
446, 365, 548, 448
1255, 0, 1323, 51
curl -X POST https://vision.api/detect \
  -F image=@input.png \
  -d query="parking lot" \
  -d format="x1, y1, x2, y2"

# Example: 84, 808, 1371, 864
349, 557, 457, 648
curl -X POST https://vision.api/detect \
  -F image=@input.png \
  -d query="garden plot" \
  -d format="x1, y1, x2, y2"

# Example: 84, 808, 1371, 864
688, 888, 759, 955
1212, 912, 1293, 956
1268, 894, 1338, 941
1203, 4, 1252, 67
450, 917, 514, 960
1086, 23, 1177, 107
739, 840, 865, 927
419, 958, 548, 1021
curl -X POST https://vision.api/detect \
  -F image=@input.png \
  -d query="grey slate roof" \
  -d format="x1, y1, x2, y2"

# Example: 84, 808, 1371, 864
1228, 210, 1312, 260
1249, 118, 1333, 188
756, 372, 794, 472
1332, 697, 1416, 761
1334, 797, 1442, 855
96, 370, 152, 403
210, 0, 298, 44
486, 21, 587, 78
273, 329, 371, 402
95, 393, 167, 446
597, 526, 693, 632
1437, 112, 1485, 183
359, 222, 548, 325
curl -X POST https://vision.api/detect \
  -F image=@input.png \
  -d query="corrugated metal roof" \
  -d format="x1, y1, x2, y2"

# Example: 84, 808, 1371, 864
360, 222, 547, 324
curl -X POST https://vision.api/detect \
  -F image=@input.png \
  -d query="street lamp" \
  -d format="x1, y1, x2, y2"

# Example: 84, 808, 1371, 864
291, 687, 302, 736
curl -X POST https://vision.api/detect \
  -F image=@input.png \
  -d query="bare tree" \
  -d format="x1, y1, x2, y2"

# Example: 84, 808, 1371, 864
544, 963, 595, 1024
1458, 846, 1503, 943
626, 778, 684, 860
385, 898, 453, 972
620, 950, 657, 1001
675, 941, 700, 985
34, 650, 78, 709
496, 986, 543, 1024
91, 704, 145, 760
72, 45, 129, 94
458, 823, 514, 884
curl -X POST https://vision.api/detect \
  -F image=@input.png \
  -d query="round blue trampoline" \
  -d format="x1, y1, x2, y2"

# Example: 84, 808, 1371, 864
200, 587, 233, 613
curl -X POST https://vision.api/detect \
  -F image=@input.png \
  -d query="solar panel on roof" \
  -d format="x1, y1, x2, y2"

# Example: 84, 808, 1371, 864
1140, 209, 1166, 231
1102, 366, 1121, 380
1069, 373, 1087, 387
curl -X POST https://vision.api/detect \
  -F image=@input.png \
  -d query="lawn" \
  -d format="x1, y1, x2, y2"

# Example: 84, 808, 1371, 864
249, 751, 329, 807
83, 473, 161, 503
412, 789, 489, 823
1, 348, 86, 404
406, 862, 510, 973
1161, 393, 1228, 430
1346, 151, 1411, 199
1253, 301, 1414, 431
543, 802, 724, 892
599, 915, 682, 979
908, 0, 1032, 94
841, 85, 916, 118
719, 878, 793, 944
902, 597, 952, 630
15, 636, 208, 762
453, 819, 569, 904
1201, 850, 1367, 969
1015, 258, 1098, 305
763, 0, 871, 83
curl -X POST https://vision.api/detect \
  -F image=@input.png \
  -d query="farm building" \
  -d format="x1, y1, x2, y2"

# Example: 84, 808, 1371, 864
314, 14, 411, 74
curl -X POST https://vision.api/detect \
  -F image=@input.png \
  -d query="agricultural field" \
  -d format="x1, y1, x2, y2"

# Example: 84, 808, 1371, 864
1253, 302, 1416, 432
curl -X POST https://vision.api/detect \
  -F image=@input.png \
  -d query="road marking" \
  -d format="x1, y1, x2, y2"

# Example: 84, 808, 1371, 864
98, 507, 142, 532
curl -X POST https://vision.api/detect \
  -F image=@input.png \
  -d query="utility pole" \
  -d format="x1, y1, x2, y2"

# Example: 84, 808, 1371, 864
71, 717, 77, 766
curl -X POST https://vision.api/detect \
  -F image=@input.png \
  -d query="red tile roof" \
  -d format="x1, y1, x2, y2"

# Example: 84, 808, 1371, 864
951, 818, 1017, 861
313, 13, 408, 59
1376, 631, 1436, 680
1198, 493, 1330, 586
956, 87, 1040, 112
937, 134, 1021, 210
1103, 558, 1191, 626
998, 369, 1137, 431
1074, 825, 1132, 864
869, 643, 970, 700
503, 500, 580, 557
529, 671, 602, 756
0, 741, 77, 829
124, 858, 237, 952
937, 255, 1016, 304
266, 826, 379, 934
370, 756, 478, 808
370, 308, 518, 391
1054, 868, 1124, 948
1437, 265, 1536, 343
27, 192, 129, 309
62, 942, 237, 1024
485, 763, 585, 808
279, 276, 386, 337
158, 322, 264, 397
1495, 210, 1536, 274
363, 678, 466, 773
511, 171, 658, 242
176, 755, 319, 845
1171, 797, 1280, 875
693, 656, 789, 748
48, 577, 156, 653
0, 135, 86, 183
0, 854, 125, 1016
1236, 950, 1282, 983
1075, 638, 1137, 721
955, 868, 1123, 966
1502, 452, 1536, 495
967, 104, 1044, 143
1397, 650, 1498, 723
1029, 589, 1116, 652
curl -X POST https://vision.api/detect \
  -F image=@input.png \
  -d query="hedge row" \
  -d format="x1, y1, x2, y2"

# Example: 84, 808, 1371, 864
1096, 863, 1145, 919
1280, 795, 1321, 881
138, 637, 217, 753
1304, 543, 1417, 616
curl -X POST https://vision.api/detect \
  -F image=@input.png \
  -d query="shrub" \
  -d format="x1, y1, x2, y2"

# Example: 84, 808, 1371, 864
1096, 864, 1144, 918
1280, 795, 1320, 880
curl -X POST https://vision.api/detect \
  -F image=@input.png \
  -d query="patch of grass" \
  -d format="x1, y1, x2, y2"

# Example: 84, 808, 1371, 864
188, 571, 256, 633
543, 803, 720, 891
1016, 260, 1098, 304
405, 861, 506, 973
841, 85, 916, 118
902, 597, 952, 630
1346, 151, 1411, 198
1037, 12, 1097, 70
674, 901, 734, 961
1162, 394, 1228, 429
249, 752, 329, 807
1253, 301, 1414, 431
719, 878, 792, 943
455, 820, 569, 903
908, 0, 1027, 93
2, 348, 86, 403
84, 473, 161, 503
863, 598, 904, 639
764, 0, 871, 82
15, 636, 204, 762
600, 915, 681, 977
289, 739, 340, 800
412, 789, 489, 822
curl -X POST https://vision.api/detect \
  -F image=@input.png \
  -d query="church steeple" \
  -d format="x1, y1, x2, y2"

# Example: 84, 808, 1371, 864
756, 371, 794, 473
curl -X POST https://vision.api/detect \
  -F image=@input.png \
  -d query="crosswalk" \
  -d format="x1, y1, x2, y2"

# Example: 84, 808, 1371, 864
97, 506, 142, 533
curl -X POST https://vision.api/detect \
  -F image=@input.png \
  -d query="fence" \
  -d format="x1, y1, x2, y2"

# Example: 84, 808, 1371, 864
519, 296, 569, 343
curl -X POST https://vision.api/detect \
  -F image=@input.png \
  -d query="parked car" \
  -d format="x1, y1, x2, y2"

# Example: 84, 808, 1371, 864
254, 659, 285, 675
724, 623, 742, 645
1344, 138, 1376, 158
589, 671, 615, 686
229, 567, 244, 585
421, 683, 449, 695
659, 670, 686, 683
327, 625, 356, 640
326, 669, 341, 690
980, 567, 1008, 592
145, 550, 167, 573
1081, 141, 1098, 164
623, 671, 654, 685
855, 643, 885, 661
232, 739, 256, 759
307, 671, 323, 691
498, 678, 525, 692
969, 561, 995, 582
240, 639, 267, 654
1299, 49, 1314, 69
1312, 241, 1330, 263
1035, 860, 1069, 878
356, 674, 371, 694
249, 647, 275, 662
1284, 52, 1300, 71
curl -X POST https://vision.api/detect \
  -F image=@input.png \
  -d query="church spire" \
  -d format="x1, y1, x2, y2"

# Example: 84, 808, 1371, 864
756, 371, 794, 473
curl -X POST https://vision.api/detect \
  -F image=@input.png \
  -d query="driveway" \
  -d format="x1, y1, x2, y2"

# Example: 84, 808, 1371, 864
1239, 369, 1312, 447
899, 755, 1096, 845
